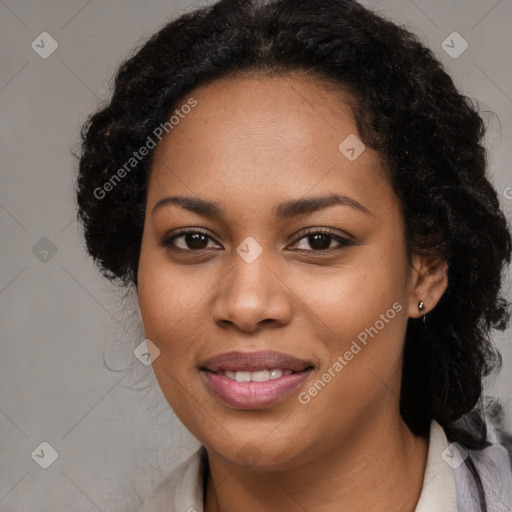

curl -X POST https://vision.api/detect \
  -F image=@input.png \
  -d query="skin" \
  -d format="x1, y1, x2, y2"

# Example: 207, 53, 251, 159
137, 72, 449, 512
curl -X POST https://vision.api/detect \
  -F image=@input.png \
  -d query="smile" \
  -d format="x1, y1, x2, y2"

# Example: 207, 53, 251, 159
201, 368, 313, 409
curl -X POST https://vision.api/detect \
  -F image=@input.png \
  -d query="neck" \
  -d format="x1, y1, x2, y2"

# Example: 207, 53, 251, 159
204, 415, 429, 512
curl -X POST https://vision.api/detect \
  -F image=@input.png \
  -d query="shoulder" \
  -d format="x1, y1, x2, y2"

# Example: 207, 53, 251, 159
455, 442, 512, 511
422, 420, 512, 511
140, 447, 206, 512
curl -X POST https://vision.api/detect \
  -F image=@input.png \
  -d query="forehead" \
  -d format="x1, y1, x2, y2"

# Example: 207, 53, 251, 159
153, 72, 362, 160
148, 72, 393, 218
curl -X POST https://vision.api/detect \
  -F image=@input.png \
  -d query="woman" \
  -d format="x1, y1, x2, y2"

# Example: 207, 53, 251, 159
76, 0, 512, 510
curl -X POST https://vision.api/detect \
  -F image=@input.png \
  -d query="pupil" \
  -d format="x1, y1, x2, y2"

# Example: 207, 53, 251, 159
310, 234, 331, 250
187, 233, 208, 249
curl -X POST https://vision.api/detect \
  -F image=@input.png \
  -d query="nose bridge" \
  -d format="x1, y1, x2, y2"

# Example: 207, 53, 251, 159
227, 239, 275, 304
211, 238, 292, 331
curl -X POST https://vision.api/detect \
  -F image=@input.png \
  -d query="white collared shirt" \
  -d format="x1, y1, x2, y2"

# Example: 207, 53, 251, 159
140, 420, 512, 511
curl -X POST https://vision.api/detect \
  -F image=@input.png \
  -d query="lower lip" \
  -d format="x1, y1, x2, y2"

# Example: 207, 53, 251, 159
202, 370, 313, 409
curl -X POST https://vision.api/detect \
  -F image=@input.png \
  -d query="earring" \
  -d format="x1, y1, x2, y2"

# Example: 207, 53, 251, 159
418, 300, 427, 324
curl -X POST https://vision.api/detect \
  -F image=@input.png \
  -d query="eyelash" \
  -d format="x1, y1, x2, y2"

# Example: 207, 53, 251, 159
160, 227, 354, 254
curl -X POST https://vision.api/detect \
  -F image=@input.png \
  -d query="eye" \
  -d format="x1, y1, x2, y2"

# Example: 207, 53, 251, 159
160, 229, 221, 252
288, 228, 354, 253
160, 228, 354, 254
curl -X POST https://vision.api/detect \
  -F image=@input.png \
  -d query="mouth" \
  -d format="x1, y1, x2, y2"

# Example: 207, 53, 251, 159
215, 368, 296, 382
200, 351, 314, 409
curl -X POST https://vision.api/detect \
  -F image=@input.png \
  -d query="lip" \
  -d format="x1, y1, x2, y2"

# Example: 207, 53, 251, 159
200, 351, 314, 409
201, 350, 312, 373
203, 371, 313, 409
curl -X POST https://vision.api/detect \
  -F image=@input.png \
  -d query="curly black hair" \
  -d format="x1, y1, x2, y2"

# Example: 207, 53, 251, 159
76, 0, 511, 508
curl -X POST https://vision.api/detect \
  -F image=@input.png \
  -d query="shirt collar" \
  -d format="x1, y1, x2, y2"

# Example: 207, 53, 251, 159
414, 419, 458, 512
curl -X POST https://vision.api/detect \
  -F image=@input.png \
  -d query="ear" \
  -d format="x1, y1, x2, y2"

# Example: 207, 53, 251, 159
407, 254, 449, 319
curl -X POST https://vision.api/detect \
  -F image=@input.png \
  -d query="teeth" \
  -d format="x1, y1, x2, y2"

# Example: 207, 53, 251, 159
235, 371, 251, 382
270, 369, 282, 379
251, 370, 270, 382
223, 369, 294, 382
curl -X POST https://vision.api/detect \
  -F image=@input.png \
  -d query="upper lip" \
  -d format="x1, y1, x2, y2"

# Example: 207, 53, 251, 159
201, 351, 313, 373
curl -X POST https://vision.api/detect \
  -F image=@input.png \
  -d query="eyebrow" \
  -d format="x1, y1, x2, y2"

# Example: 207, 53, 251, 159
151, 193, 372, 221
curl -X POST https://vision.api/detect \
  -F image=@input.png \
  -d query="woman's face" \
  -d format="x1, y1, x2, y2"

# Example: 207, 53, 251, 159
137, 73, 437, 469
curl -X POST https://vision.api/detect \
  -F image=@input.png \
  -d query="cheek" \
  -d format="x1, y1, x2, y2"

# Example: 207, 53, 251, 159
297, 243, 411, 411
292, 275, 409, 435
138, 271, 206, 364
294, 242, 409, 339
137, 257, 210, 428
137, 234, 213, 338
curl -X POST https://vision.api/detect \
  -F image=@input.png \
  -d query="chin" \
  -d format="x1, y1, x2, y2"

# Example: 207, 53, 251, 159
202, 430, 314, 471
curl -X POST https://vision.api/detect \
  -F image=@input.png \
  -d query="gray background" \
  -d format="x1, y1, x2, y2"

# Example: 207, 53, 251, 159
1, 0, 511, 510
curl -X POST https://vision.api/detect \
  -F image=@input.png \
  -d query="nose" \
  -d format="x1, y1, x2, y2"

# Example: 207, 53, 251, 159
210, 250, 293, 333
